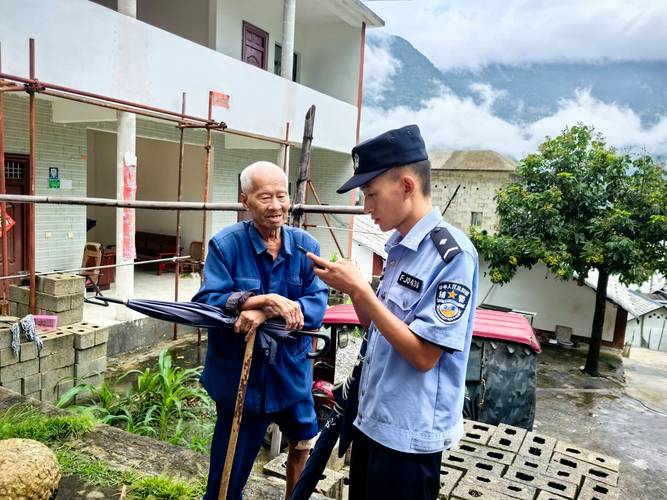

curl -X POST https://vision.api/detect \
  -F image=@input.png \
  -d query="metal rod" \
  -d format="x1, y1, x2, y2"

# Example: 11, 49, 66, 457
282, 122, 290, 176
0, 194, 365, 214
0, 73, 212, 125
224, 127, 289, 146
0, 85, 24, 93
356, 22, 366, 144
442, 184, 461, 216
292, 106, 315, 228
307, 181, 345, 258
174, 92, 186, 340
0, 255, 192, 281
218, 329, 257, 500
27, 39, 36, 314
0, 42, 9, 314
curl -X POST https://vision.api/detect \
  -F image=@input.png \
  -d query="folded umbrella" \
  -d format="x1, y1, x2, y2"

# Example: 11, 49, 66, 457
94, 295, 330, 359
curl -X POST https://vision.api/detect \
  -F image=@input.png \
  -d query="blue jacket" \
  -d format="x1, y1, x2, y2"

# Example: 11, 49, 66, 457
193, 221, 328, 413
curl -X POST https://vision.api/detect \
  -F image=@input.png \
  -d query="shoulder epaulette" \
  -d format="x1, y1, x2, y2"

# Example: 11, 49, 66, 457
430, 226, 461, 263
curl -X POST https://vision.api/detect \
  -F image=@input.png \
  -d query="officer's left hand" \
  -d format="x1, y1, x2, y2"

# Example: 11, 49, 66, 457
306, 253, 370, 297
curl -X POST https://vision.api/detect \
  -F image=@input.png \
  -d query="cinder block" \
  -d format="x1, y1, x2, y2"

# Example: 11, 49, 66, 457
577, 477, 620, 500
19, 341, 37, 362
74, 357, 107, 378
453, 441, 514, 466
263, 453, 343, 498
439, 466, 465, 498
38, 274, 85, 296
38, 330, 74, 356
451, 483, 515, 500
554, 441, 620, 472
8, 302, 17, 317
513, 454, 549, 474
24, 391, 41, 401
0, 347, 19, 367
326, 441, 345, 471
441, 451, 507, 477
460, 470, 537, 500
37, 292, 73, 312
75, 343, 107, 364
462, 420, 497, 445
8, 285, 29, 304
545, 463, 584, 486
65, 323, 96, 349
0, 358, 39, 383
1, 378, 22, 393
56, 379, 74, 399
22, 373, 41, 394
550, 452, 618, 487
518, 432, 556, 462
503, 466, 578, 499
488, 423, 527, 453
41, 365, 74, 390
535, 491, 568, 500
82, 373, 104, 388
0, 328, 13, 349
47, 306, 83, 327
40, 386, 58, 403
94, 327, 109, 346
0, 316, 19, 325
39, 348, 75, 371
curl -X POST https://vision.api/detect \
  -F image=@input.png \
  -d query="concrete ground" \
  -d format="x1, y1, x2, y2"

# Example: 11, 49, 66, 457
534, 344, 667, 500
82, 268, 201, 325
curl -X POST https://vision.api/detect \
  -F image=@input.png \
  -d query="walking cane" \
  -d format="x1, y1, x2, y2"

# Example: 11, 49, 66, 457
218, 329, 257, 500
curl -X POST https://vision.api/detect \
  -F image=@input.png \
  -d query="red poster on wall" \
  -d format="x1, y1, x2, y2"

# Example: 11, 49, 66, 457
211, 91, 231, 109
0, 212, 16, 238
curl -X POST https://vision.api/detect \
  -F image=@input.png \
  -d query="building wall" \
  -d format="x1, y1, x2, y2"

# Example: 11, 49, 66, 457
138, 0, 210, 48
626, 307, 667, 351
351, 243, 374, 283
3, 95, 87, 273
432, 170, 514, 234
479, 260, 618, 341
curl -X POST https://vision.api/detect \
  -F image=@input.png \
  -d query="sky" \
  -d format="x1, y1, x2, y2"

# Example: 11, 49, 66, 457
360, 0, 667, 159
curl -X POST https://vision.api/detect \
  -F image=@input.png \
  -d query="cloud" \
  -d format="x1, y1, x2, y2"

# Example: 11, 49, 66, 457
363, 35, 401, 103
361, 86, 667, 159
364, 0, 667, 71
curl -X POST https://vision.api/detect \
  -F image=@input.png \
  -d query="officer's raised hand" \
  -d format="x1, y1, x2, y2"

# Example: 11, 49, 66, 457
306, 253, 371, 299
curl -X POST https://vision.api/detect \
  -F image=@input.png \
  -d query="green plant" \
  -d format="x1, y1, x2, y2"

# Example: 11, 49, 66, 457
59, 349, 215, 452
128, 474, 207, 500
56, 448, 139, 487
0, 405, 95, 443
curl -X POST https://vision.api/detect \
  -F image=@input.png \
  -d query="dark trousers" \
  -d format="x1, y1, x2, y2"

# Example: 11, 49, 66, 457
349, 429, 442, 500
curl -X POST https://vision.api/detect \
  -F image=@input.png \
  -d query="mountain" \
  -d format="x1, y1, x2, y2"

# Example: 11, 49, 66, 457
365, 34, 667, 127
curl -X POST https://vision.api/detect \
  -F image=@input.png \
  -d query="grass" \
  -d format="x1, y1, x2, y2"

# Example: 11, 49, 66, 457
58, 349, 215, 453
0, 405, 95, 443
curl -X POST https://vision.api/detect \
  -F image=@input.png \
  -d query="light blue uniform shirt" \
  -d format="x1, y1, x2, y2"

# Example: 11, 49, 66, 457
355, 209, 478, 453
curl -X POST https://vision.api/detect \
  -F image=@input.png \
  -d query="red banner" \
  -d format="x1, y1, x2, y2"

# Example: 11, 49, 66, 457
211, 91, 231, 109
0, 211, 16, 238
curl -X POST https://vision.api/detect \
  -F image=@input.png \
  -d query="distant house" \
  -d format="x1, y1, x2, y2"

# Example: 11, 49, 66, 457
429, 150, 516, 234
625, 288, 667, 351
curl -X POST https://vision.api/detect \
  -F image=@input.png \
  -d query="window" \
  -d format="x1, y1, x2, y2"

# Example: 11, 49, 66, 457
274, 44, 299, 82
471, 212, 483, 227
242, 21, 269, 70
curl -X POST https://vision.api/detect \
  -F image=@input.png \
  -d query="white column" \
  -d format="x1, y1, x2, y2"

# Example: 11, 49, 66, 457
116, 0, 137, 320
280, 0, 296, 80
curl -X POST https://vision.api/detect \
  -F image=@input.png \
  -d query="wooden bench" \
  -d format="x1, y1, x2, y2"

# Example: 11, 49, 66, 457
135, 231, 182, 275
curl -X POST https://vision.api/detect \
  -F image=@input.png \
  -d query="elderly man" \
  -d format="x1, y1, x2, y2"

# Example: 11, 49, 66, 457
194, 161, 328, 499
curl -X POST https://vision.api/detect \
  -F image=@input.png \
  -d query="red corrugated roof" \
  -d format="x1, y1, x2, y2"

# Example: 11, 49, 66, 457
323, 304, 541, 353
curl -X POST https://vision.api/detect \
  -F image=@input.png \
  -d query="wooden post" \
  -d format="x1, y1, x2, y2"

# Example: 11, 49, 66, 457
291, 105, 315, 228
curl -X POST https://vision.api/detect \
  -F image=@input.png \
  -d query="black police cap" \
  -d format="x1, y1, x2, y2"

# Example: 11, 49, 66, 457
337, 124, 428, 194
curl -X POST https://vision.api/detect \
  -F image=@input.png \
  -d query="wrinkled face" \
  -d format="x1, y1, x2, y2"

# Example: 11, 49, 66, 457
361, 171, 410, 232
241, 170, 290, 233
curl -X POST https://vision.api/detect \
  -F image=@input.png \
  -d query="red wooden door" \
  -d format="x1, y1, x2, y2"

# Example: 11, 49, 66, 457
1, 154, 28, 277
242, 21, 269, 70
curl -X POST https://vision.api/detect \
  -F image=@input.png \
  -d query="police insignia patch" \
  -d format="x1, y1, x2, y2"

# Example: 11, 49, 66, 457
435, 282, 471, 323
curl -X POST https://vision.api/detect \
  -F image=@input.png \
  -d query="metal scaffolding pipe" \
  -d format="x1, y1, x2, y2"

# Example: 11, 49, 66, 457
0, 42, 9, 314
27, 39, 36, 314
174, 92, 186, 340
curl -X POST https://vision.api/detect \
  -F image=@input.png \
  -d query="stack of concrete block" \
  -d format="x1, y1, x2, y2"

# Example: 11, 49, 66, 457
8, 273, 85, 327
327, 287, 349, 306
0, 316, 109, 403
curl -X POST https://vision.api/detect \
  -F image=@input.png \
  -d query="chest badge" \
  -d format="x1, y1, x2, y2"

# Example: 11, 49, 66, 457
397, 272, 422, 293
435, 282, 471, 323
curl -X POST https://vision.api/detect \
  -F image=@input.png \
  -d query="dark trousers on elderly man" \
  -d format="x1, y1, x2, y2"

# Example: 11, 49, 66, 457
348, 429, 442, 500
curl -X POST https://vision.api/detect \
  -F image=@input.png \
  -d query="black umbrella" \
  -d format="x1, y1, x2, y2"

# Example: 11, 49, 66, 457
94, 295, 330, 359
290, 335, 368, 500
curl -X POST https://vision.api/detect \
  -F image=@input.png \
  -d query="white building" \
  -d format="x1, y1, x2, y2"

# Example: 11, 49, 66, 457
0, 0, 384, 315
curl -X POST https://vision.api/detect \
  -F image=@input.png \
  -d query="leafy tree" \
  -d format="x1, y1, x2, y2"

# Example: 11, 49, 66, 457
472, 125, 667, 375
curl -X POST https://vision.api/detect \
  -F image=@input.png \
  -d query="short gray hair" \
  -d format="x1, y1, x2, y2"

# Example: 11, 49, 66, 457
240, 161, 288, 194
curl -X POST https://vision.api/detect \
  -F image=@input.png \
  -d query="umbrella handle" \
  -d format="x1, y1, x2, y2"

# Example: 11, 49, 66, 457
291, 330, 330, 359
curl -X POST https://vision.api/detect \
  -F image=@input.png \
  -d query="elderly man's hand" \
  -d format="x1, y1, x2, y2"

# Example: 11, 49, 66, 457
234, 309, 268, 341
307, 253, 370, 298
262, 294, 304, 331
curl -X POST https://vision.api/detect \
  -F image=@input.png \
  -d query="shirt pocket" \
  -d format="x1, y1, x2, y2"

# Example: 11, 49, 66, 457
233, 277, 261, 293
286, 275, 302, 299
385, 286, 421, 322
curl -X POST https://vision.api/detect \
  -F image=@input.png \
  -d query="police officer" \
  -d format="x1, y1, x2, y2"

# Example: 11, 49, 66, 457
194, 161, 328, 499
307, 125, 478, 500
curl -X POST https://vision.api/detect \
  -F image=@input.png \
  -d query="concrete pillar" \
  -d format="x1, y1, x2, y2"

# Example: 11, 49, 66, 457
280, 0, 296, 80
116, 0, 137, 320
